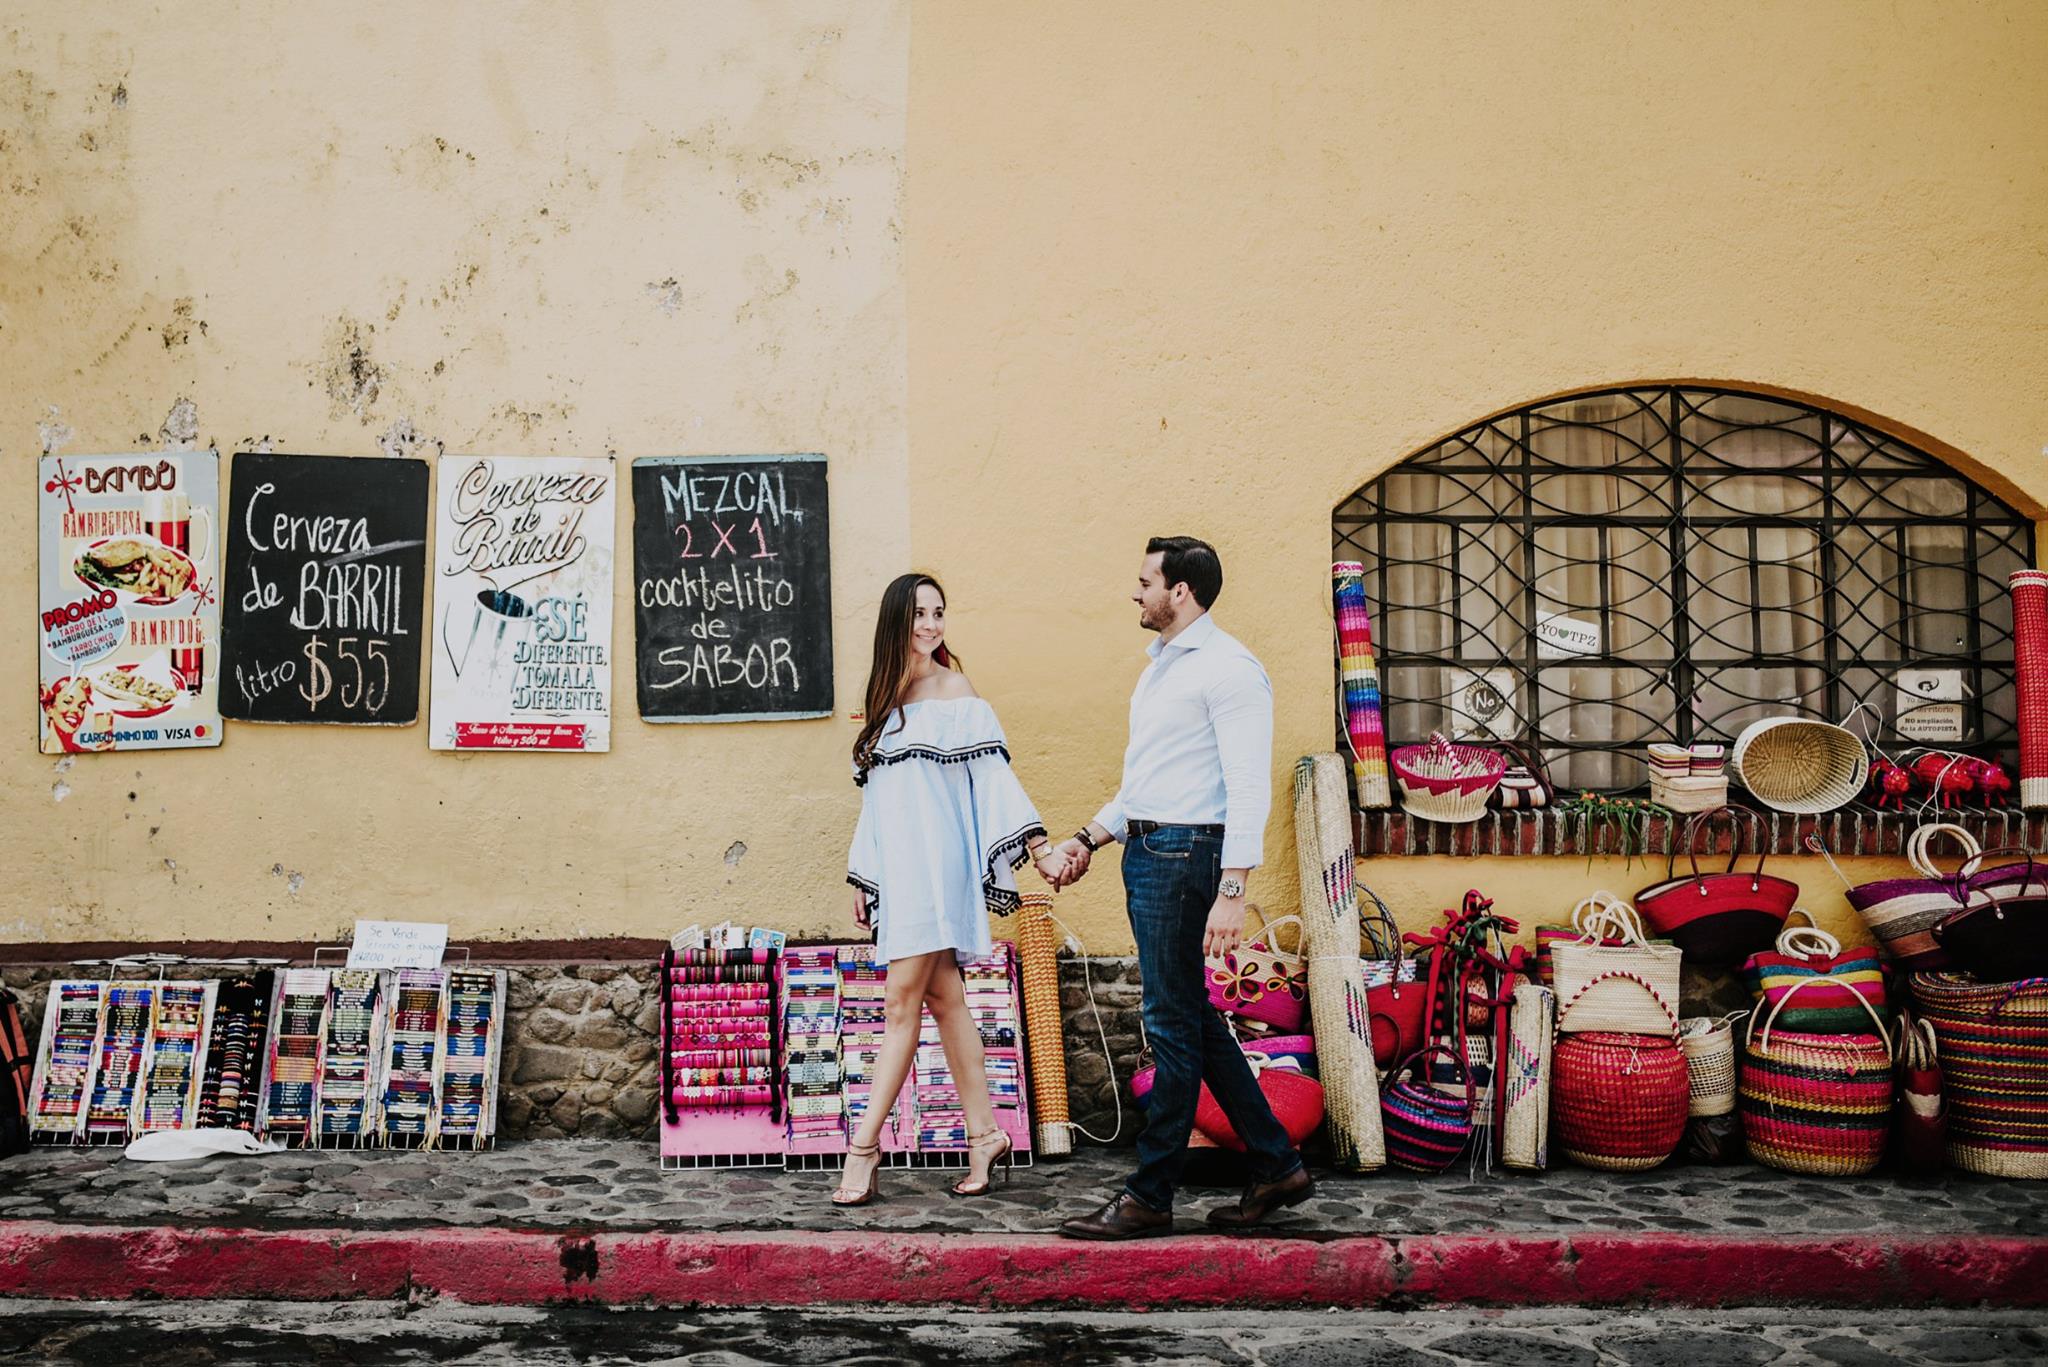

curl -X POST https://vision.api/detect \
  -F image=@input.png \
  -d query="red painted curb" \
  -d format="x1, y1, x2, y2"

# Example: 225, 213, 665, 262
0, 1223, 2043, 1309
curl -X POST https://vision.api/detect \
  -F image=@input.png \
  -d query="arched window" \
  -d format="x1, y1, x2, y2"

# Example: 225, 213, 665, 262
1334, 387, 2034, 794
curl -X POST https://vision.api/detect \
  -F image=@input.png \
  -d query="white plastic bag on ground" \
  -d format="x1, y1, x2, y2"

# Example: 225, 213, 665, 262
123, 1129, 289, 1162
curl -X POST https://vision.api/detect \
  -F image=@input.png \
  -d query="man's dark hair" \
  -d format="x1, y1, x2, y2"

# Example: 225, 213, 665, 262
1146, 535, 1223, 609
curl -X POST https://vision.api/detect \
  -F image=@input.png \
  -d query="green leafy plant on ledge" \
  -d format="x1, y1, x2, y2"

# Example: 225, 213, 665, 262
1557, 792, 1675, 868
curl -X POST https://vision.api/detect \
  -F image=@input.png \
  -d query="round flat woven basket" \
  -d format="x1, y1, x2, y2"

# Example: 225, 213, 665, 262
1730, 717, 1869, 815
1390, 733, 1507, 824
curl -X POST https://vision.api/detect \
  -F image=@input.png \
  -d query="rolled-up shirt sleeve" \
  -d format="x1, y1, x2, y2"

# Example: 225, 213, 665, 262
1091, 789, 1128, 846
1208, 657, 1273, 869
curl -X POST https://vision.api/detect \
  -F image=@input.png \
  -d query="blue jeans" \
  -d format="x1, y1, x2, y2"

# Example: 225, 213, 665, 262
1121, 824, 1303, 1212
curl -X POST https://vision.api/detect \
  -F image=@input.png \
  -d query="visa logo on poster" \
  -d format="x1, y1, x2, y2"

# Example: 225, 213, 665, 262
1536, 611, 1601, 660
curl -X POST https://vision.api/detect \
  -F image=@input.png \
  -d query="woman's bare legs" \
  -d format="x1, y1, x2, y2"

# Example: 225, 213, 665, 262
924, 951, 1007, 1191
837, 950, 940, 1201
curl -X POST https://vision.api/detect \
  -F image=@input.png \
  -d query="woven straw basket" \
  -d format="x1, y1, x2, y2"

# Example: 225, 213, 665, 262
1730, 717, 1869, 815
1390, 734, 1506, 824
1551, 974, 1688, 1172
1550, 897, 1684, 1034
1846, 823, 1979, 971
1910, 972, 2048, 1179
1679, 1012, 1744, 1117
1739, 977, 1894, 1177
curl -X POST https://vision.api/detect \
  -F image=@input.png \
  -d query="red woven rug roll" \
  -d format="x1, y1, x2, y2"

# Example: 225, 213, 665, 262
2012, 570, 2048, 808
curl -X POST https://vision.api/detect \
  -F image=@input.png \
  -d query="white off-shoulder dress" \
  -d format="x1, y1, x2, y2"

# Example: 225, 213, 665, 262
847, 697, 1047, 963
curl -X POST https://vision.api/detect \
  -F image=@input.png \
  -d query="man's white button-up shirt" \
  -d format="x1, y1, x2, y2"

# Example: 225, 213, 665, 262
1091, 612, 1273, 870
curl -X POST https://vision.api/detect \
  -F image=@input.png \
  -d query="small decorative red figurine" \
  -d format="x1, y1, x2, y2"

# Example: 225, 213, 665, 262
1967, 757, 2015, 808
1909, 753, 1976, 810
1868, 759, 1913, 811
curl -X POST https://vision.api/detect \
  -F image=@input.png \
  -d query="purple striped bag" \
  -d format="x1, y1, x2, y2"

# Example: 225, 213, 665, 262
1848, 828, 2048, 971
1846, 824, 1976, 971
1382, 1043, 1476, 1174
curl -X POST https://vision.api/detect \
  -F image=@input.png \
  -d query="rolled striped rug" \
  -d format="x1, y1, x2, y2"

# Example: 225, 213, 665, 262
1333, 563, 1393, 809
1014, 893, 1072, 1158
1294, 752, 1386, 1170
2011, 570, 2048, 808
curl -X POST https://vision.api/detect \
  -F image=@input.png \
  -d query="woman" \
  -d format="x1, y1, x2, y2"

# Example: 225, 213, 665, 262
839, 572, 1066, 1205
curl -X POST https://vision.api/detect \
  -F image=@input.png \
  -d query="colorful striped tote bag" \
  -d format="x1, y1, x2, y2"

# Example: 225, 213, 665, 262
1740, 917, 1889, 1034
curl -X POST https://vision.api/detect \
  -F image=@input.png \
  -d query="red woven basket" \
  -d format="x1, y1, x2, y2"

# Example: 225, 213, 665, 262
1739, 976, 1894, 1177
1193, 1066, 1326, 1152
1550, 970, 1689, 1172
1553, 1032, 1690, 1171
1634, 807, 1798, 968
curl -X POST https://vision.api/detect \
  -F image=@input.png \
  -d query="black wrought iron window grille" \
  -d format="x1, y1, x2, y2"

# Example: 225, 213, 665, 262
1333, 386, 2034, 795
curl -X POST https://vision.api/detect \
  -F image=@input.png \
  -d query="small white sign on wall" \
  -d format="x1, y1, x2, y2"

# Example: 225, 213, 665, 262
1896, 667, 1967, 743
1536, 611, 1601, 660
346, 920, 449, 970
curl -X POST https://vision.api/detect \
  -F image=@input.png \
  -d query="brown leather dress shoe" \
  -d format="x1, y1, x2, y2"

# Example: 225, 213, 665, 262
1057, 1191, 1173, 1241
1206, 1167, 1315, 1229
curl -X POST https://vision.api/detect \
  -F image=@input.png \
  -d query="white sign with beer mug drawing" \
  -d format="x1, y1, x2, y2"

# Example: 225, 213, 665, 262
429, 455, 616, 752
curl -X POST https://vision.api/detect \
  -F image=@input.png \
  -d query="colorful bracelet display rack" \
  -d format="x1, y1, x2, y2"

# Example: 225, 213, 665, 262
24, 980, 106, 1141
135, 980, 218, 1134
660, 941, 1035, 1172
257, 968, 329, 1141
25, 978, 221, 1143
438, 967, 506, 1145
27, 965, 505, 1149
782, 947, 845, 1158
195, 971, 273, 1132
317, 969, 385, 1143
659, 947, 786, 1170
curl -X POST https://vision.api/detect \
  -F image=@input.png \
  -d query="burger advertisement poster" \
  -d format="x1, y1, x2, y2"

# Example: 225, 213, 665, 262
38, 452, 224, 754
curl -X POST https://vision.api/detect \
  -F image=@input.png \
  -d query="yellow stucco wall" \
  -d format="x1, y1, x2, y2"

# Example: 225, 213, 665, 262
906, 0, 2048, 953
4, 2, 2046, 955
2, 4, 911, 945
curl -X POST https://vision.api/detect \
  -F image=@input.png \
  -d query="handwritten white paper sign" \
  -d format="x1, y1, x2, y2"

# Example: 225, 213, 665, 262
346, 920, 449, 970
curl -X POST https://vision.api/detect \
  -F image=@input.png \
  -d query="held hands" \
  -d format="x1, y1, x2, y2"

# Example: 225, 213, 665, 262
1032, 837, 1095, 890
1033, 844, 1079, 889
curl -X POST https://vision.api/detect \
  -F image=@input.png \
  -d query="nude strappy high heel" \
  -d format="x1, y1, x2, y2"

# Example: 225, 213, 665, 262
950, 1127, 1013, 1198
832, 1140, 883, 1207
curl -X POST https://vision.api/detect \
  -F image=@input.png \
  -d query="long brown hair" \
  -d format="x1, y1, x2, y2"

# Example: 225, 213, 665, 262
853, 572, 959, 771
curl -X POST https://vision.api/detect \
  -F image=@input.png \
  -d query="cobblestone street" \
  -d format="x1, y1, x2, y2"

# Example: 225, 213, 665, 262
3, 1140, 2041, 1239
2, 1301, 2045, 1365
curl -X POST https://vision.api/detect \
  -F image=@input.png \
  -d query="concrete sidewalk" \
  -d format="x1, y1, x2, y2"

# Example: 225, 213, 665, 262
0, 1142, 2043, 1309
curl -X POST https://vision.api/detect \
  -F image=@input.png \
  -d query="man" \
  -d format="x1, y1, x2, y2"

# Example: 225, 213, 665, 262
1052, 536, 1311, 1240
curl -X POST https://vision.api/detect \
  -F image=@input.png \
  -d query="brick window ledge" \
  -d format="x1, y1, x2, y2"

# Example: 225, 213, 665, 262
1355, 804, 2048, 860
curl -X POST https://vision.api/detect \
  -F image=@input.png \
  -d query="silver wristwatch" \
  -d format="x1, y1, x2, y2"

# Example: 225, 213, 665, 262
1219, 876, 1246, 899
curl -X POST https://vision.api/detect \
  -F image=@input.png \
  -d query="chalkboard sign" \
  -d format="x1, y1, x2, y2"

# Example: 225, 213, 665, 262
220, 453, 430, 724
632, 455, 832, 722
